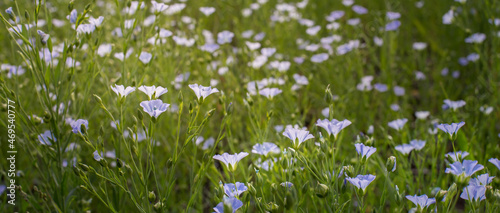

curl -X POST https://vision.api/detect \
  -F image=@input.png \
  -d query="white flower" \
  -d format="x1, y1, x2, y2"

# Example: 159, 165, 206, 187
259, 88, 282, 99
189, 84, 219, 101
139, 52, 152, 64
443, 10, 454, 24
388, 118, 408, 131
38, 130, 56, 145
213, 152, 249, 171
151, 1, 168, 13
217, 31, 234, 44
415, 111, 430, 120
200, 7, 216, 16
124, 19, 135, 29
138, 85, 168, 99
316, 119, 352, 138
413, 42, 427, 50
97, 43, 112, 57
283, 126, 314, 147
310, 53, 329, 63
246, 41, 261, 51
111, 84, 135, 98
76, 24, 96, 36
89, 16, 104, 28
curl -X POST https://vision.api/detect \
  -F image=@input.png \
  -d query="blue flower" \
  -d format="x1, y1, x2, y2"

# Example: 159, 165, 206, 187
310, 53, 329, 63
405, 194, 436, 209
259, 88, 282, 99
280, 182, 294, 188
200, 7, 216, 16
445, 151, 469, 162
252, 142, 280, 156
93, 150, 103, 161
388, 118, 408, 131
346, 174, 375, 191
213, 152, 249, 171
445, 160, 484, 177
354, 143, 377, 160
189, 84, 219, 101
70, 119, 89, 134
138, 85, 168, 99
326, 11, 345, 22
200, 43, 220, 53
489, 158, 500, 170
460, 185, 486, 202
111, 84, 135, 98
217, 31, 234, 44
352, 5, 368, 14
213, 197, 243, 213
386, 11, 401, 20
151, 1, 168, 13
67, 9, 77, 24
5, 7, 13, 15
465, 33, 486, 44
282, 126, 314, 147
139, 52, 152, 64
38, 130, 56, 145
437, 122, 465, 138
374, 83, 388, 92
409, 139, 426, 150
140, 100, 170, 119
316, 119, 352, 138
469, 173, 494, 186
395, 144, 414, 155
385, 20, 401, 31
224, 182, 248, 197
442, 99, 466, 111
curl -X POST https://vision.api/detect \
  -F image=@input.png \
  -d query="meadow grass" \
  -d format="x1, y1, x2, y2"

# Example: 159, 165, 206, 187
0, 0, 499, 212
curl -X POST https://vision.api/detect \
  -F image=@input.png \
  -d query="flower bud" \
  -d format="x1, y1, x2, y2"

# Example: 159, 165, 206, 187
315, 183, 329, 198
343, 165, 355, 177
68, 1, 74, 11
386, 156, 397, 172
43, 111, 52, 123
32, 115, 43, 125
116, 158, 123, 168
148, 191, 156, 202
79, 163, 90, 172
178, 91, 183, 102
24, 10, 30, 22
166, 158, 173, 169
72, 165, 82, 176
271, 183, 278, 194
435, 190, 447, 202
266, 202, 279, 211
447, 183, 457, 200
490, 189, 500, 202
247, 182, 257, 196
137, 108, 143, 121
153, 201, 163, 210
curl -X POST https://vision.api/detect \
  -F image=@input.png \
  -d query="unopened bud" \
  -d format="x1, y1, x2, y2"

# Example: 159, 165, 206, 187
386, 156, 397, 172
148, 191, 156, 202
315, 183, 329, 198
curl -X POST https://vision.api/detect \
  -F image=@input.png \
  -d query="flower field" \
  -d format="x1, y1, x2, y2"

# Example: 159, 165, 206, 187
0, 0, 500, 212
